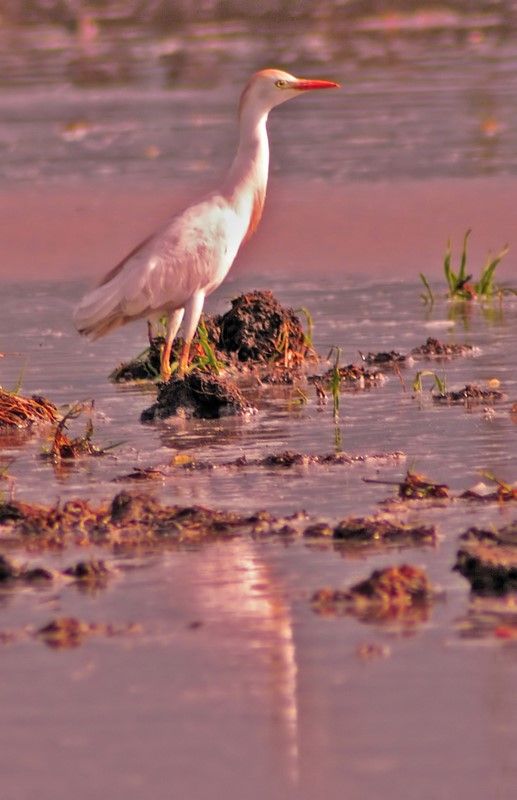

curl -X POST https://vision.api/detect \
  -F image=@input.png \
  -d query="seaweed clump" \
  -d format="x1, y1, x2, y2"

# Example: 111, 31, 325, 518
311, 564, 436, 623
141, 369, 255, 421
41, 402, 106, 462
454, 522, 517, 595
0, 388, 58, 429
397, 470, 449, 500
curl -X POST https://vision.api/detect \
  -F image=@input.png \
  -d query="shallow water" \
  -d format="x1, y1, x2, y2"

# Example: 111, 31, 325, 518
0, 276, 516, 800
1, 3, 517, 798
1, 276, 516, 509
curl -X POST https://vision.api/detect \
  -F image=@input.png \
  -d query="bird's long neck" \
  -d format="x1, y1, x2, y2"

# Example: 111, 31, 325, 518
222, 106, 270, 242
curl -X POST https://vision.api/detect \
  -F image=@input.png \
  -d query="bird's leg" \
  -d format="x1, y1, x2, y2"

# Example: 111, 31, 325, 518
160, 307, 184, 381
177, 340, 192, 377
176, 291, 206, 378
160, 342, 173, 382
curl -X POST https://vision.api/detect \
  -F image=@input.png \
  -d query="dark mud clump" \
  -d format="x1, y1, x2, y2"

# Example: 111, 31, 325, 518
433, 383, 505, 405
311, 364, 384, 390
380, 473, 515, 509
0, 491, 303, 550
311, 564, 436, 623
110, 290, 311, 383
359, 350, 408, 367
141, 369, 256, 421
0, 554, 113, 589
411, 337, 475, 359
0, 388, 59, 429
36, 617, 140, 649
259, 367, 301, 385
157, 449, 405, 474
110, 337, 163, 382
454, 521, 517, 595
112, 466, 167, 482
0, 554, 55, 584
63, 559, 115, 588
304, 514, 436, 547
457, 598, 517, 642
358, 337, 476, 367
214, 290, 309, 366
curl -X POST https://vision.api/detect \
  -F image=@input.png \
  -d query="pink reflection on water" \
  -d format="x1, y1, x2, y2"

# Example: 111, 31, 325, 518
0, 177, 514, 284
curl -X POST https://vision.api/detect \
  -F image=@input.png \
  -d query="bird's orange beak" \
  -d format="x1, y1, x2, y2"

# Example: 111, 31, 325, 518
292, 78, 340, 91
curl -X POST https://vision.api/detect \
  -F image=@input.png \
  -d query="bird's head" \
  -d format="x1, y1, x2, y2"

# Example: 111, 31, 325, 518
239, 68, 339, 118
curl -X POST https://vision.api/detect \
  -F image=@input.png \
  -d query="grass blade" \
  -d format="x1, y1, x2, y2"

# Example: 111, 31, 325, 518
197, 317, 222, 375
419, 273, 435, 306
443, 238, 456, 294
476, 244, 509, 296
458, 229, 471, 285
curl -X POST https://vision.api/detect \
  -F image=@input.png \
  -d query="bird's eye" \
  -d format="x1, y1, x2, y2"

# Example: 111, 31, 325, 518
275, 79, 288, 88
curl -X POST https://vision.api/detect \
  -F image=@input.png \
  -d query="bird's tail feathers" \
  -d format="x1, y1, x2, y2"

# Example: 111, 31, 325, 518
73, 282, 127, 339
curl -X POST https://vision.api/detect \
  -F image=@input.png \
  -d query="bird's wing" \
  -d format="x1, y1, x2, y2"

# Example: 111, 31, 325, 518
146, 197, 246, 300
97, 232, 156, 287
74, 196, 246, 338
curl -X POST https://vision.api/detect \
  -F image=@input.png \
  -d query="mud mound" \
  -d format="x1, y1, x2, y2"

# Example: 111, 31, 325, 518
215, 290, 308, 365
311, 565, 436, 623
315, 363, 384, 388
304, 516, 437, 548
360, 349, 408, 366
109, 290, 310, 382
141, 369, 255, 421
433, 383, 505, 405
110, 338, 163, 382
454, 522, 517, 595
411, 337, 474, 359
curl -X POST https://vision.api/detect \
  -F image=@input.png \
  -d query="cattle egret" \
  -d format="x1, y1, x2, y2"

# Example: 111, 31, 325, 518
74, 68, 339, 379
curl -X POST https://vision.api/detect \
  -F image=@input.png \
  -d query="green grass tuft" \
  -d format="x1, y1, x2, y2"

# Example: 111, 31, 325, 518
412, 370, 446, 395
420, 230, 512, 303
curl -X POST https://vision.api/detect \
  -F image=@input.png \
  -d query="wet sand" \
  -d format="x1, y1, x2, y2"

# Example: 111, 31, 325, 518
0, 175, 515, 283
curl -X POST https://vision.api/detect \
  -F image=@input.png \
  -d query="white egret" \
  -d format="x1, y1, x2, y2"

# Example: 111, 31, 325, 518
74, 68, 339, 379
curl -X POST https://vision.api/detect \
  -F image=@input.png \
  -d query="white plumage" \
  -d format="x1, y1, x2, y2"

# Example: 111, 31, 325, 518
74, 68, 339, 379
